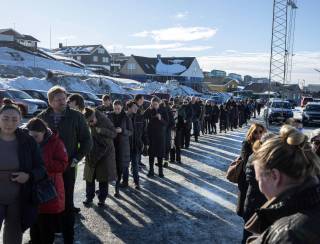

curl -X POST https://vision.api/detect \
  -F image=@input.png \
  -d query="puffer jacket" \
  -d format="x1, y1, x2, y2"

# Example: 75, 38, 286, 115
246, 177, 320, 244
39, 131, 68, 214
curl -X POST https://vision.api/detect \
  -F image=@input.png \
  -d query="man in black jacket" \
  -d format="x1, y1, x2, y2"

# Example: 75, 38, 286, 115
38, 86, 92, 244
191, 97, 201, 142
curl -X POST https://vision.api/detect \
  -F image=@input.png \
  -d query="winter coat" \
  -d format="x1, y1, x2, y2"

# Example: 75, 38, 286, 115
165, 106, 175, 153
109, 111, 133, 167
39, 131, 68, 214
191, 102, 201, 121
38, 106, 92, 165
236, 140, 253, 217
15, 128, 46, 232
145, 107, 168, 158
128, 111, 148, 155
84, 111, 117, 182
205, 105, 212, 119
211, 105, 220, 123
243, 155, 267, 221
246, 177, 320, 244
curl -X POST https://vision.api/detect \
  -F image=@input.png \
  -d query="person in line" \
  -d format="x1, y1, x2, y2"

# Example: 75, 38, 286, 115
127, 100, 147, 189
108, 100, 132, 197
27, 118, 68, 244
181, 99, 193, 149
67, 93, 85, 112
219, 104, 228, 133
0, 102, 46, 244
211, 102, 219, 134
66, 93, 86, 214
246, 125, 320, 243
170, 104, 182, 164
190, 97, 201, 142
83, 108, 117, 207
144, 97, 168, 178
134, 94, 147, 168
38, 86, 92, 244
241, 133, 274, 244
96, 94, 113, 114
162, 100, 175, 168
204, 100, 212, 134
237, 123, 266, 219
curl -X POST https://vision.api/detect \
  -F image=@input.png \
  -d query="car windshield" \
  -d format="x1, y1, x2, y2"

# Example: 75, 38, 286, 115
80, 92, 98, 100
305, 105, 320, 112
8, 90, 33, 99
271, 102, 291, 109
40, 91, 48, 98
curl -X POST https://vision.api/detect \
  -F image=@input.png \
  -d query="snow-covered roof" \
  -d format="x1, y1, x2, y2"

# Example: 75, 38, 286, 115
53, 45, 102, 55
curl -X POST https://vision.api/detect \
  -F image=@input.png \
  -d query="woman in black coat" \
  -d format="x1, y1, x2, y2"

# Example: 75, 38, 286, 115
108, 100, 133, 197
219, 104, 227, 133
0, 103, 46, 243
144, 97, 168, 178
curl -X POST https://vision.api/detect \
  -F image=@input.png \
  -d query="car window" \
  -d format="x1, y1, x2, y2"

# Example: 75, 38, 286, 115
305, 105, 320, 112
271, 102, 291, 109
8, 90, 33, 99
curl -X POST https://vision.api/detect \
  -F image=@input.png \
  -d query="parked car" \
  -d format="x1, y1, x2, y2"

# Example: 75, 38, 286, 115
0, 89, 48, 116
264, 99, 293, 124
301, 96, 313, 107
302, 102, 320, 126
69, 91, 102, 107
110, 93, 133, 103
66, 92, 95, 107
23, 89, 49, 104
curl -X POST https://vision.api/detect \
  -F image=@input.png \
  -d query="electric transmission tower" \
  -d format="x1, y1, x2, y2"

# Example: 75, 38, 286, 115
268, 0, 298, 86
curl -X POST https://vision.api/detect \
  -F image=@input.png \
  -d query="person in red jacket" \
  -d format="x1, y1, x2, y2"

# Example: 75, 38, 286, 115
26, 118, 68, 244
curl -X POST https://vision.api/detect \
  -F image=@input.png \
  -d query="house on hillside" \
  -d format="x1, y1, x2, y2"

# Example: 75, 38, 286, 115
209, 69, 226, 78
228, 73, 242, 82
0, 28, 39, 49
52, 44, 111, 74
204, 77, 239, 92
120, 55, 204, 86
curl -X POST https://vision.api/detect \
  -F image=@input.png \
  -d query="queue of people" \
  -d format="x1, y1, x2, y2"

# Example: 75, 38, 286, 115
2, 84, 319, 244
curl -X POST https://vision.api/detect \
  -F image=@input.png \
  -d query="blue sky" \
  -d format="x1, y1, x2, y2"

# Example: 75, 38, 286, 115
1, 0, 320, 83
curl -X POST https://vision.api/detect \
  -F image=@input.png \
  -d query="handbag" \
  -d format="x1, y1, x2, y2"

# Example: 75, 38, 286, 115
33, 175, 57, 204
226, 156, 244, 183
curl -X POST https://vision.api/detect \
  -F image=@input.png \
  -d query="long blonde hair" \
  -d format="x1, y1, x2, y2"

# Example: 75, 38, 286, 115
245, 123, 266, 144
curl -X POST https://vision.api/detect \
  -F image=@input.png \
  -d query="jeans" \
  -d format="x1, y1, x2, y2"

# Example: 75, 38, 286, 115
125, 152, 139, 185
86, 181, 108, 202
0, 202, 22, 244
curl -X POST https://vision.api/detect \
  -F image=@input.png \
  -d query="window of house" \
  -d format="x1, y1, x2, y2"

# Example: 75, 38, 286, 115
93, 56, 98, 62
128, 63, 136, 70
103, 57, 109, 63
98, 48, 105, 54
77, 56, 81, 61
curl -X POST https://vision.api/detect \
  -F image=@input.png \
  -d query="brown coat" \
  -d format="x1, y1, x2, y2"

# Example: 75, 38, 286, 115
84, 111, 117, 183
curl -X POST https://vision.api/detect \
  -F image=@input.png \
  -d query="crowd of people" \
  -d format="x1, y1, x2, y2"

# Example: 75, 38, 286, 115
1, 84, 319, 244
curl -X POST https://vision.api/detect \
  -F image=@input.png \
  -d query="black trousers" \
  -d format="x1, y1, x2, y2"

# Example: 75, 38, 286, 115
170, 147, 181, 163
183, 124, 191, 148
149, 156, 163, 175
211, 121, 217, 133
204, 117, 211, 133
30, 213, 61, 244
62, 167, 76, 244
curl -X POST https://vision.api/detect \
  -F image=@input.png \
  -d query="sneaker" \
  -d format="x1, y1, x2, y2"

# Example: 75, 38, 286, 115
114, 192, 121, 198
147, 171, 154, 177
159, 173, 164, 178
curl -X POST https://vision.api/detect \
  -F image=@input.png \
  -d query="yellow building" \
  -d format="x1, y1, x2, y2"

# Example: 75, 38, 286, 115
204, 77, 239, 92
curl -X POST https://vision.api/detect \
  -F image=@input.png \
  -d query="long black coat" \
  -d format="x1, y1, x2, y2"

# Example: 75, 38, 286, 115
16, 128, 46, 232
109, 111, 133, 167
128, 111, 148, 155
246, 177, 320, 244
211, 105, 220, 123
145, 107, 168, 158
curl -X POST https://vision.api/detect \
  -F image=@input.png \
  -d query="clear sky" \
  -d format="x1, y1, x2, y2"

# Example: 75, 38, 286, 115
1, 0, 320, 84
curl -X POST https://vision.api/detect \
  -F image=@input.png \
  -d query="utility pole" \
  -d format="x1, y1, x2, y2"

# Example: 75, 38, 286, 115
266, 0, 298, 127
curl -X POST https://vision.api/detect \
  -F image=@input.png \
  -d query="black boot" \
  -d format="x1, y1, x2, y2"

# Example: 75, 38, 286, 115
147, 158, 155, 177
158, 158, 164, 178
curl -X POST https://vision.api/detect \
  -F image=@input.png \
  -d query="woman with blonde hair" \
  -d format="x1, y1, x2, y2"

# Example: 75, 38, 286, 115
237, 123, 266, 218
246, 125, 320, 243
